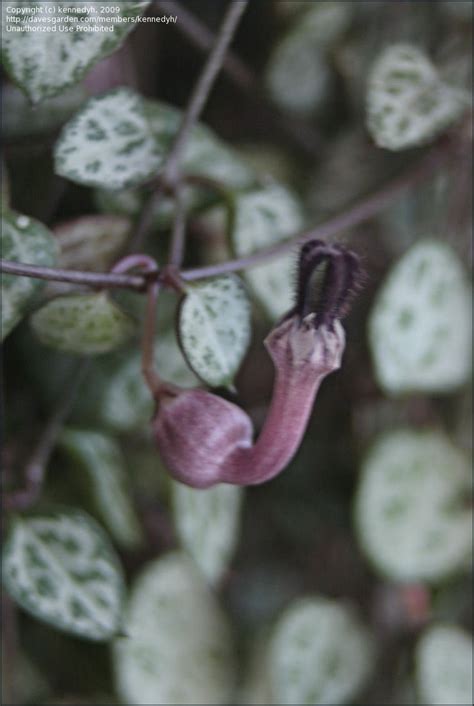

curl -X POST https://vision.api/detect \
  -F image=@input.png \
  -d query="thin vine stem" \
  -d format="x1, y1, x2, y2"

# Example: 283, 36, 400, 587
111, 255, 163, 396
130, 0, 249, 250
0, 140, 455, 291
3, 360, 90, 512
153, 0, 323, 157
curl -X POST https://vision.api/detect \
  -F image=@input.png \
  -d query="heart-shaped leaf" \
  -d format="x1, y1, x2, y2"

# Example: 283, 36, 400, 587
59, 429, 142, 549
367, 44, 467, 150
268, 596, 374, 705
1, 2, 150, 103
56, 89, 255, 192
113, 552, 235, 704
30, 292, 135, 355
172, 482, 243, 583
54, 88, 163, 190
2, 508, 125, 641
354, 429, 472, 582
231, 183, 305, 320
415, 625, 473, 705
369, 240, 472, 394
178, 275, 251, 388
54, 215, 131, 272
1, 209, 58, 341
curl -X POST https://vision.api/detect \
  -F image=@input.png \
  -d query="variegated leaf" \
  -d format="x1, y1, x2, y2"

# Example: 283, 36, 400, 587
268, 596, 374, 705
59, 429, 142, 549
113, 552, 235, 704
172, 482, 243, 583
369, 240, 472, 394
54, 215, 131, 272
354, 430, 472, 582
179, 275, 251, 388
231, 183, 305, 320
415, 624, 473, 705
30, 292, 135, 355
2, 508, 125, 641
367, 44, 467, 150
1, 2, 150, 103
1, 209, 58, 341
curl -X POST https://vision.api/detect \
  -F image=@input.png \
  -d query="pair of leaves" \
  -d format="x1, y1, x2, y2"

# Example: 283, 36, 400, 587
355, 429, 472, 582
113, 552, 235, 704
1, 209, 58, 341
55, 88, 255, 192
1, 2, 151, 103
2, 508, 125, 641
367, 44, 468, 150
369, 240, 472, 394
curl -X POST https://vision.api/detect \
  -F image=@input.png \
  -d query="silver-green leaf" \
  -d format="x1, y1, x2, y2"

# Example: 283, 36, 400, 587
30, 292, 135, 355
56, 90, 255, 192
2, 508, 125, 641
59, 429, 143, 549
369, 240, 472, 394
268, 596, 374, 705
179, 275, 251, 388
1, 2, 151, 103
231, 183, 304, 320
415, 624, 473, 705
1, 209, 58, 341
54, 88, 162, 190
113, 552, 235, 705
172, 482, 243, 584
367, 44, 468, 150
354, 429, 472, 582
55, 214, 131, 272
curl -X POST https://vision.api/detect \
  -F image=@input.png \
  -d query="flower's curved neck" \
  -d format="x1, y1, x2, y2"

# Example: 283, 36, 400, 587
222, 364, 325, 485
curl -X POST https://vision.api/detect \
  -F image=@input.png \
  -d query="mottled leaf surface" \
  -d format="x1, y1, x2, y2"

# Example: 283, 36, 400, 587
355, 430, 472, 582
2, 508, 125, 641
416, 625, 473, 705
30, 292, 135, 355
179, 275, 251, 388
1, 2, 150, 103
231, 183, 305, 319
369, 240, 472, 394
55, 89, 162, 190
55, 215, 131, 272
113, 552, 235, 704
60, 429, 142, 549
56, 89, 255, 192
1, 209, 58, 341
172, 482, 243, 583
367, 44, 467, 150
268, 596, 373, 705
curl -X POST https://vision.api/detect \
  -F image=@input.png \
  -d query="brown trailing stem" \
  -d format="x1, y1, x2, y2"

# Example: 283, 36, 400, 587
130, 0, 249, 250
153, 0, 323, 158
3, 360, 89, 512
0, 139, 457, 291
111, 255, 164, 397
